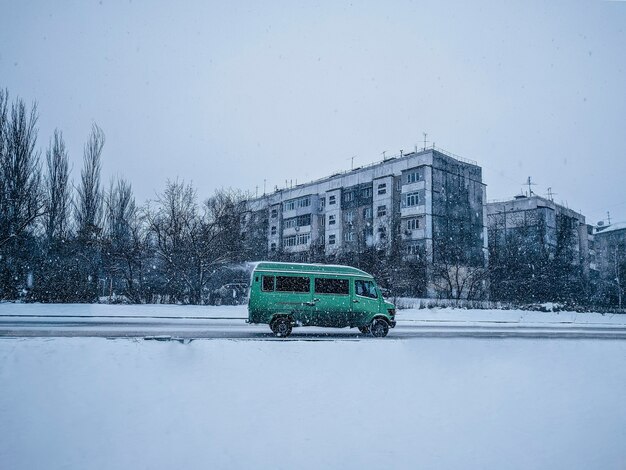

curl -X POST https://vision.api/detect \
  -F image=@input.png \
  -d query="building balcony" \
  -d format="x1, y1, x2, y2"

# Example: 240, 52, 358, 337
400, 204, 426, 217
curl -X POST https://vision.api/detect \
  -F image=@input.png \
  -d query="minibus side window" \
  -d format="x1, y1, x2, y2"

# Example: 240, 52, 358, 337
355, 280, 378, 299
262, 275, 275, 292
314, 278, 349, 295
275, 276, 310, 293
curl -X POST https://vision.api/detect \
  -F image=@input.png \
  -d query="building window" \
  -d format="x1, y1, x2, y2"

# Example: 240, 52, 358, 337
297, 197, 311, 208
328, 234, 336, 245
343, 191, 355, 203
320, 215, 325, 227
363, 207, 372, 219
406, 244, 421, 256
378, 226, 387, 239
270, 226, 277, 236
329, 195, 336, 205
320, 197, 326, 208
328, 215, 336, 225
283, 234, 309, 247
406, 192, 420, 207
361, 187, 372, 198
377, 183, 387, 195
297, 214, 311, 226
296, 233, 310, 245
407, 171, 419, 184
283, 200, 295, 211
344, 231, 355, 242
270, 242, 277, 251
284, 214, 311, 228
406, 218, 419, 230
377, 205, 387, 217
270, 208, 278, 218
344, 210, 355, 223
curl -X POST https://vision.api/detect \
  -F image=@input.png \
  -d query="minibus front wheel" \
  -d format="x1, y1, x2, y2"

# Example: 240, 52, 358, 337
270, 317, 292, 338
370, 318, 390, 338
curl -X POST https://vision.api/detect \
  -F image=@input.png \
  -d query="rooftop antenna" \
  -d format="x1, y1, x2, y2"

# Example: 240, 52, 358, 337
255, 185, 258, 197
607, 211, 612, 225
346, 155, 356, 170
263, 179, 266, 195
423, 132, 429, 150
382, 150, 387, 160
525, 176, 536, 196
546, 187, 557, 201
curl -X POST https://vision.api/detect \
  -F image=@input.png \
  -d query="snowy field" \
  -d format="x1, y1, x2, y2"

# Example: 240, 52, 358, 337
1, 305, 626, 469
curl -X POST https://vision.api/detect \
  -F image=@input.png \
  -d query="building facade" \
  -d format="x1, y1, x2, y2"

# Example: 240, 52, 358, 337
593, 222, 626, 307
486, 194, 594, 302
245, 148, 488, 297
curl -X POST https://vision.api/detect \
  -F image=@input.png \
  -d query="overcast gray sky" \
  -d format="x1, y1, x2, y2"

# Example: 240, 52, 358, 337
1, 0, 624, 224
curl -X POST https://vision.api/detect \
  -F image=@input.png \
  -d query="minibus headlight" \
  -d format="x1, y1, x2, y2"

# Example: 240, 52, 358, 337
387, 308, 396, 317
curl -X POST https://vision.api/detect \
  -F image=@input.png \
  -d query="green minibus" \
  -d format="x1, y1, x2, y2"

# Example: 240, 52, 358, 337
248, 262, 396, 338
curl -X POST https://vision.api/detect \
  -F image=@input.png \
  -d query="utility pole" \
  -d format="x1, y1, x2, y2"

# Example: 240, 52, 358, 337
615, 246, 622, 309
607, 211, 612, 225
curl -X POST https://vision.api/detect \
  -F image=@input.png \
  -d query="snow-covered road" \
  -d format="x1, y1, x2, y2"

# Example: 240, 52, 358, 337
1, 304, 625, 340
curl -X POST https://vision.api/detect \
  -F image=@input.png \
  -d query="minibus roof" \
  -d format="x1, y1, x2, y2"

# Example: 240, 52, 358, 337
253, 262, 373, 278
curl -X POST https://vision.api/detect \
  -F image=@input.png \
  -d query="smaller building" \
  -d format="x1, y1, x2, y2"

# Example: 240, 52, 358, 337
593, 222, 626, 308
486, 194, 591, 303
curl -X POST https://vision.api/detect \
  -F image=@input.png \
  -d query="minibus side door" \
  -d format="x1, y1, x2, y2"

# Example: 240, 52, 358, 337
312, 277, 351, 327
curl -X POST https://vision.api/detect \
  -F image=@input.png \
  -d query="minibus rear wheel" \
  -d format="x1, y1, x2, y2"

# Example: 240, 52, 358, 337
370, 318, 389, 338
270, 317, 292, 338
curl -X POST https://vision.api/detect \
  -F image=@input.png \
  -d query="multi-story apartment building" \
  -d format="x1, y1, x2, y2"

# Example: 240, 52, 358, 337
485, 194, 594, 302
245, 147, 488, 297
486, 194, 590, 269
593, 222, 626, 307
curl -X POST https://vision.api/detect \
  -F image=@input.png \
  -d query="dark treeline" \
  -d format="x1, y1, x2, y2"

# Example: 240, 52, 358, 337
0, 90, 254, 304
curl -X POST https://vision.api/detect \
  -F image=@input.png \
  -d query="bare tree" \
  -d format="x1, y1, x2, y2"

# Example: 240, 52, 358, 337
72, 124, 105, 301
103, 177, 147, 302
146, 181, 247, 304
0, 90, 44, 299
0, 90, 43, 247
75, 124, 104, 240
43, 129, 71, 240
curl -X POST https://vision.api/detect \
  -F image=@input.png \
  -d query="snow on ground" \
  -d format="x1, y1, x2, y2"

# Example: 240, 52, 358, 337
1, 334, 626, 469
